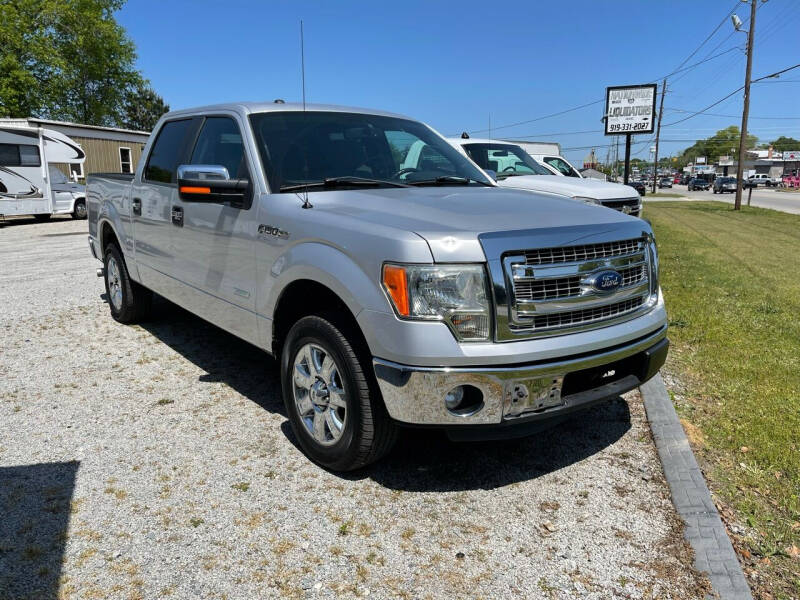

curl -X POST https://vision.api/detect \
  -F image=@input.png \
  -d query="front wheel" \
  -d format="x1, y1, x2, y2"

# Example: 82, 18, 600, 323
72, 199, 87, 219
281, 314, 397, 471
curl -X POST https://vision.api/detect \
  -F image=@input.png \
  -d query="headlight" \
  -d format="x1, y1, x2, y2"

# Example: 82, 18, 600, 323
573, 196, 601, 205
382, 264, 491, 341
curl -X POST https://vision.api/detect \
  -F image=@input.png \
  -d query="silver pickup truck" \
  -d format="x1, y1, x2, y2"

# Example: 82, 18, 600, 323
87, 102, 668, 471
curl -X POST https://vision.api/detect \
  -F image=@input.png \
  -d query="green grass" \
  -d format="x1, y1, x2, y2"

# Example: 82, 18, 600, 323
646, 192, 685, 198
648, 201, 800, 595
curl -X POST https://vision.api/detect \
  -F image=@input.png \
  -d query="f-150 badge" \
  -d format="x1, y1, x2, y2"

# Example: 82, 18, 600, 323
258, 224, 289, 240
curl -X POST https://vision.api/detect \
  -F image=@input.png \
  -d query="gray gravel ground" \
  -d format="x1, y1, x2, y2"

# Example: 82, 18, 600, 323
0, 216, 709, 599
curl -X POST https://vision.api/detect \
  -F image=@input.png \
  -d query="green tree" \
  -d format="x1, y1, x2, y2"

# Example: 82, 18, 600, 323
768, 136, 800, 152
121, 82, 169, 131
674, 126, 757, 169
0, 0, 153, 127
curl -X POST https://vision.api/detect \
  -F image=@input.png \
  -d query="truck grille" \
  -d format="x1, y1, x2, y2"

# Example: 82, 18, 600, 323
601, 197, 641, 216
504, 237, 654, 337
524, 238, 642, 265
530, 297, 645, 329
514, 264, 646, 302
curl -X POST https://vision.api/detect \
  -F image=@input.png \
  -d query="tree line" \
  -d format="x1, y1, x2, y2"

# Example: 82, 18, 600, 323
0, 0, 168, 131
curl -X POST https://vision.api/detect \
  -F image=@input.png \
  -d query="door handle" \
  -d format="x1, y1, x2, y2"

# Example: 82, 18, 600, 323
132, 197, 141, 216
171, 206, 183, 227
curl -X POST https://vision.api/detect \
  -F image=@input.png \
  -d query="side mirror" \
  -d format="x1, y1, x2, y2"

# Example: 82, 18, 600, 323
484, 169, 497, 182
177, 164, 250, 208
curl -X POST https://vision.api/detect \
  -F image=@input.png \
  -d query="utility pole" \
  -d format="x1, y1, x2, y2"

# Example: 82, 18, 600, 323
651, 79, 667, 194
734, 0, 758, 210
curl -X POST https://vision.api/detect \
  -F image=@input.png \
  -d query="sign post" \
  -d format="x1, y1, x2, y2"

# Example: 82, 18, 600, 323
604, 84, 657, 186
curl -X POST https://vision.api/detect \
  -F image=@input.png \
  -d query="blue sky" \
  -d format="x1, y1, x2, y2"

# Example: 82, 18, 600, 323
118, 0, 800, 164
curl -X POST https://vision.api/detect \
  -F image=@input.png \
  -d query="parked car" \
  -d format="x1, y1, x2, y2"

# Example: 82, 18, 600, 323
658, 177, 673, 189
713, 177, 737, 194
688, 178, 710, 191
0, 124, 87, 220
443, 138, 642, 216
87, 102, 668, 471
628, 180, 646, 196
672, 175, 681, 184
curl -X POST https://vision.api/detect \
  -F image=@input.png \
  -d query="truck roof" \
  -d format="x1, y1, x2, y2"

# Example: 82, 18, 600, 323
161, 102, 412, 121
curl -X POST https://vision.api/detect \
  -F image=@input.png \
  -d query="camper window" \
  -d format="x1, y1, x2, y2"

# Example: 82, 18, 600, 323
119, 147, 132, 173
70, 162, 83, 180
0, 143, 42, 167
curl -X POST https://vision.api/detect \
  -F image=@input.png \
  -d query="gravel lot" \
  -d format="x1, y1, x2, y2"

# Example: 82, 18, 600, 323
0, 216, 708, 599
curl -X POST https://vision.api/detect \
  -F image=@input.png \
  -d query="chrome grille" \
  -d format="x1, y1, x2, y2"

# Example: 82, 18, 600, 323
601, 197, 641, 215
514, 263, 646, 302
524, 238, 644, 265
503, 236, 654, 337
530, 297, 645, 330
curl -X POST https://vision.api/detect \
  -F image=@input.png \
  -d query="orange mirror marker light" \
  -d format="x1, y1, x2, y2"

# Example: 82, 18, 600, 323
383, 265, 409, 316
180, 186, 210, 194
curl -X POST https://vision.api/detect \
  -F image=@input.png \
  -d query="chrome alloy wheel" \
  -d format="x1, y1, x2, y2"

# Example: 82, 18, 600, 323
292, 343, 347, 446
74, 202, 87, 219
107, 256, 123, 311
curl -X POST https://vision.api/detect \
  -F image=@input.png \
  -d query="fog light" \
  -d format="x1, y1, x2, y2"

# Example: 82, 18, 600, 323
443, 385, 484, 416
444, 386, 465, 410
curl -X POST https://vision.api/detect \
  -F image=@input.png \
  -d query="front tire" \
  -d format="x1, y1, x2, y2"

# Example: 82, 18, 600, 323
72, 199, 87, 219
281, 314, 397, 471
103, 244, 152, 324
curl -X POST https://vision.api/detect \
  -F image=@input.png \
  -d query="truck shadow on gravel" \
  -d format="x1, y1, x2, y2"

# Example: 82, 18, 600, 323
0, 461, 79, 600
138, 298, 631, 491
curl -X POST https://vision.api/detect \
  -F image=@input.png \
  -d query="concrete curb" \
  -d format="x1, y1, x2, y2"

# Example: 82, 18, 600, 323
640, 374, 753, 600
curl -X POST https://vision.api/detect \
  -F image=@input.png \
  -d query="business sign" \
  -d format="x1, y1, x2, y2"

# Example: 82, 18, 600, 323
783, 150, 800, 160
604, 84, 657, 135
696, 156, 706, 164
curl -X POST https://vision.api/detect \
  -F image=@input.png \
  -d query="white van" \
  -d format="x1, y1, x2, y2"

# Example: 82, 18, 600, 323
0, 124, 87, 220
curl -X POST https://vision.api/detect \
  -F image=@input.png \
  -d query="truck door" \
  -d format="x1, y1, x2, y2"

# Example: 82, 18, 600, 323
170, 115, 258, 345
130, 118, 198, 293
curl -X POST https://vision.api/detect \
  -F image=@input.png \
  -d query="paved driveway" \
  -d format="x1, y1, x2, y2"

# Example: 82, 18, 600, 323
0, 217, 708, 599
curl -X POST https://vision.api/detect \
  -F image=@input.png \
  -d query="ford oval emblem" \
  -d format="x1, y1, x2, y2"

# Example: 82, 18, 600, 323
588, 270, 623, 294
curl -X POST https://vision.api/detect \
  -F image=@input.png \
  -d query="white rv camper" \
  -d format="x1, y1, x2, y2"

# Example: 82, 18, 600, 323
0, 124, 87, 221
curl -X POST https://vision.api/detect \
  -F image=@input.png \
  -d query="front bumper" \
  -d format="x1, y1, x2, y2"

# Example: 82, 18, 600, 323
373, 325, 668, 433
88, 235, 99, 260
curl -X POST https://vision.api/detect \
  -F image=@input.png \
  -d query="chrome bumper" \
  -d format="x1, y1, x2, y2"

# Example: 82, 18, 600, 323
88, 235, 99, 260
373, 325, 668, 427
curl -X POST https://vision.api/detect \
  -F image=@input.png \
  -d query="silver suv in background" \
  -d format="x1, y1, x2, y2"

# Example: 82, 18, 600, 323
87, 102, 668, 470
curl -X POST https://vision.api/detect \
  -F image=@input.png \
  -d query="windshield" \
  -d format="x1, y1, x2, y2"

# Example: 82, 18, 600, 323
249, 111, 492, 192
460, 143, 551, 178
542, 156, 581, 177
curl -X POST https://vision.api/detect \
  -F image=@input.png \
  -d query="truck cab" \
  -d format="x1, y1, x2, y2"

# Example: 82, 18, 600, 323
87, 102, 668, 471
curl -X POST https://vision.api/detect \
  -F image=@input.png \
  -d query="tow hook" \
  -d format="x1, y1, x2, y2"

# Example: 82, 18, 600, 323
96, 268, 105, 278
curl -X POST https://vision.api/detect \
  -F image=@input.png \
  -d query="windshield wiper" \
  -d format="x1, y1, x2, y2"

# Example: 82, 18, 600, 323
497, 172, 536, 178
280, 176, 411, 192
406, 176, 492, 187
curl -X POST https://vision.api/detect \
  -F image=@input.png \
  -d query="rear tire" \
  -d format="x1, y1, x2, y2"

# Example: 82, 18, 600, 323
72, 199, 87, 219
103, 243, 152, 324
281, 314, 397, 471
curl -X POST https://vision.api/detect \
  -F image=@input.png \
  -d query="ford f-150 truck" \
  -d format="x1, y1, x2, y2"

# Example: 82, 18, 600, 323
87, 102, 668, 471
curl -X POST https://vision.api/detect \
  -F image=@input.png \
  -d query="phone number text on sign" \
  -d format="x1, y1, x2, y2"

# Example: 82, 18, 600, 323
608, 122, 650, 133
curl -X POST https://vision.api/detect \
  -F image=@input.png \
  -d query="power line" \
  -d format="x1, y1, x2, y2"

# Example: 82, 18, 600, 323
668, 1, 740, 75
664, 108, 800, 120
463, 99, 604, 135
662, 63, 800, 127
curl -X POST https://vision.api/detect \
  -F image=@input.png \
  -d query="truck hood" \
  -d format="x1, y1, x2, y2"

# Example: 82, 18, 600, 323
496, 175, 640, 200
311, 186, 645, 262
